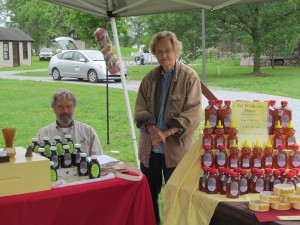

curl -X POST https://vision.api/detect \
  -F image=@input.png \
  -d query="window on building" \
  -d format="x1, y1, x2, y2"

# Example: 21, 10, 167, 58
23, 42, 28, 59
3, 42, 9, 60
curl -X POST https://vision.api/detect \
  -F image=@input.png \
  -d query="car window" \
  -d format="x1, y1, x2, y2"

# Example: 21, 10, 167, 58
73, 52, 85, 62
61, 52, 74, 61
84, 51, 105, 61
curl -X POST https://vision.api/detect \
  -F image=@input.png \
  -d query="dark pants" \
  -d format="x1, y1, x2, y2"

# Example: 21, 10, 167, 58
140, 152, 176, 225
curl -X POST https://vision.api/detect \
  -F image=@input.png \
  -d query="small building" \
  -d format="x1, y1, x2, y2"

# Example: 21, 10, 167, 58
0, 27, 33, 68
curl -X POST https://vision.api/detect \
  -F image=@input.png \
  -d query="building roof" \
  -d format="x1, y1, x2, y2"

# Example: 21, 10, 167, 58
0, 27, 33, 42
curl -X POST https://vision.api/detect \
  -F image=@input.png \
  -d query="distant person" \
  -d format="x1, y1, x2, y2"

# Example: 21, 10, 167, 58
134, 31, 202, 225
36, 88, 102, 156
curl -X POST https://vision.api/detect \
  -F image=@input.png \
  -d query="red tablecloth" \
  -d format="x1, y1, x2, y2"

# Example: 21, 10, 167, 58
0, 175, 156, 225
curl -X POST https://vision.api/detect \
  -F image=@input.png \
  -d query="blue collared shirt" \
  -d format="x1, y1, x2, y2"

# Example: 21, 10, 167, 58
152, 68, 175, 154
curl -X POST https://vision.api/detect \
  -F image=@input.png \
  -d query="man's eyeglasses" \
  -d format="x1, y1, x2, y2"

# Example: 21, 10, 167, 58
156, 48, 173, 56
56, 105, 74, 111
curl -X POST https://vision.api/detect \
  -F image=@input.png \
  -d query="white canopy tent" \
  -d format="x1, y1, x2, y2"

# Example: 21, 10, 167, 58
44, 0, 277, 166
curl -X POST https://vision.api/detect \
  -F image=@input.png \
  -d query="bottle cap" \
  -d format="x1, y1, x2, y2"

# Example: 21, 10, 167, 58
265, 140, 272, 148
208, 100, 216, 105
63, 145, 70, 150
281, 100, 288, 105
50, 161, 54, 166
209, 168, 217, 173
229, 120, 236, 128
74, 143, 82, 148
224, 100, 231, 105
205, 120, 212, 128
80, 152, 87, 157
216, 100, 223, 105
291, 144, 299, 150
279, 168, 286, 173
273, 170, 281, 175
216, 120, 223, 129
50, 146, 57, 151
231, 139, 238, 148
254, 140, 261, 148
217, 144, 225, 149
54, 135, 61, 140
65, 134, 72, 139
287, 120, 294, 128
38, 148, 45, 152
91, 155, 98, 160
277, 144, 285, 150
240, 169, 247, 175
32, 137, 38, 142
275, 120, 282, 128
265, 168, 272, 173
269, 99, 276, 104
231, 172, 238, 177
42, 136, 50, 141
256, 169, 264, 175
243, 140, 250, 148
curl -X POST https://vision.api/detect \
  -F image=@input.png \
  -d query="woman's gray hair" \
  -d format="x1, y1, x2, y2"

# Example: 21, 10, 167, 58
51, 89, 77, 108
150, 31, 182, 56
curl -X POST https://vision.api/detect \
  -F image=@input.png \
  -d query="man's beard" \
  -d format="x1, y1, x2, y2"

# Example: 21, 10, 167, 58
57, 113, 73, 126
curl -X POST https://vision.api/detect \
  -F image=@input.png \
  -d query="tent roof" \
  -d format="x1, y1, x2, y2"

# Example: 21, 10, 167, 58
44, 0, 275, 17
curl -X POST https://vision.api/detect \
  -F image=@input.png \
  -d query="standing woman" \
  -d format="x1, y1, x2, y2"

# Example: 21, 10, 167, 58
134, 31, 202, 225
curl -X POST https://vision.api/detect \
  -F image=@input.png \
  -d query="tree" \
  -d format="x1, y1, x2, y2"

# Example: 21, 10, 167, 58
209, 0, 300, 75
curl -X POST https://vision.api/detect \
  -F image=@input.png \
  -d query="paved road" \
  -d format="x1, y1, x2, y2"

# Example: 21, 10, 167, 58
1, 69, 299, 135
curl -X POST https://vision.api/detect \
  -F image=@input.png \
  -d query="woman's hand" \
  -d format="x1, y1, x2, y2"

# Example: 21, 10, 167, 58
146, 125, 166, 146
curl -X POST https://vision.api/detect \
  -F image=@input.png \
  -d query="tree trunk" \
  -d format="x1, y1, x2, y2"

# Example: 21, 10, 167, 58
253, 51, 261, 75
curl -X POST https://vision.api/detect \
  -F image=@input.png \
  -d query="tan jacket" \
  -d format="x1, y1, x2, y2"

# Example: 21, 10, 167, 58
134, 61, 202, 168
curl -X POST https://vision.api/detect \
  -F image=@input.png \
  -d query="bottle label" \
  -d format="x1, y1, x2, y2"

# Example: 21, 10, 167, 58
230, 182, 239, 196
208, 114, 217, 127
64, 154, 72, 166
204, 138, 212, 145
203, 153, 212, 167
67, 141, 74, 153
277, 153, 286, 167
50, 169, 57, 182
281, 114, 290, 128
288, 137, 296, 146
73, 149, 77, 154
240, 178, 248, 192
267, 114, 273, 128
56, 143, 63, 156
80, 161, 88, 174
242, 158, 250, 167
255, 178, 264, 192
276, 139, 283, 148
230, 159, 238, 168
224, 114, 231, 128
217, 138, 224, 146
51, 155, 59, 168
273, 179, 281, 186
44, 144, 51, 158
217, 152, 226, 166
91, 163, 100, 178
33, 145, 39, 153
76, 153, 81, 164
292, 153, 300, 167
254, 158, 262, 168
265, 156, 273, 166
207, 178, 217, 192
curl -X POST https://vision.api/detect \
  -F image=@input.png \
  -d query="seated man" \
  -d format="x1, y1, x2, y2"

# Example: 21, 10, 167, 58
36, 88, 102, 156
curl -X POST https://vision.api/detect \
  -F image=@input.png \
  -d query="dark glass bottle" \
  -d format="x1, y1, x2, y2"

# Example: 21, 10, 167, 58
274, 145, 287, 169
273, 120, 284, 149
89, 155, 101, 179
277, 101, 292, 135
50, 146, 59, 169
38, 147, 46, 157
73, 143, 83, 166
65, 134, 74, 154
285, 121, 296, 149
199, 166, 210, 192
50, 161, 58, 182
221, 100, 231, 134
42, 136, 51, 158
78, 152, 89, 176
220, 169, 231, 195
214, 120, 225, 149
31, 138, 40, 154
289, 144, 300, 168
268, 100, 276, 135
61, 145, 72, 168
54, 135, 63, 157
227, 120, 238, 149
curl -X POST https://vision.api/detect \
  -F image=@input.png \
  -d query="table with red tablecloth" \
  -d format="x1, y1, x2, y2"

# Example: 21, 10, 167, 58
0, 175, 156, 225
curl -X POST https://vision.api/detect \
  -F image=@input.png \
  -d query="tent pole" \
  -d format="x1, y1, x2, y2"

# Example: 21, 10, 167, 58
110, 17, 140, 168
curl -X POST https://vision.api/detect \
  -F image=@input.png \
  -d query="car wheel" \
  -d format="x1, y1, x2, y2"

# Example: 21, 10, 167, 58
52, 68, 62, 80
88, 69, 98, 83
